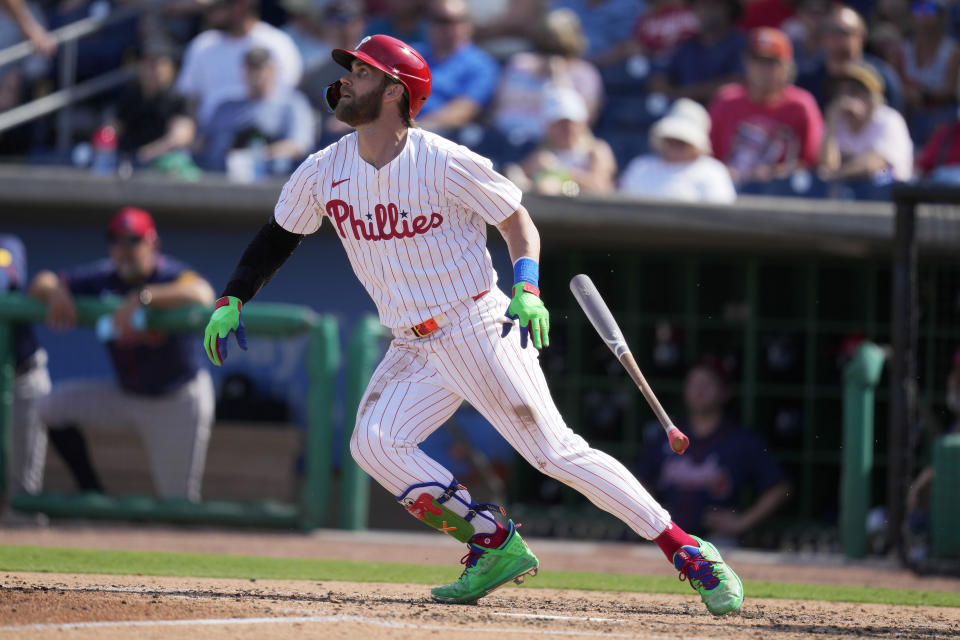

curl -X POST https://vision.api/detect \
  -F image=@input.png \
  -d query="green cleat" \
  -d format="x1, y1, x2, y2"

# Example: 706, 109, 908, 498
431, 520, 539, 604
673, 535, 744, 616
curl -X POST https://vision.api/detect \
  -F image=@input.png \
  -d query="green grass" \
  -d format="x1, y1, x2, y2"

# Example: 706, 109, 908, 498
1, 545, 958, 608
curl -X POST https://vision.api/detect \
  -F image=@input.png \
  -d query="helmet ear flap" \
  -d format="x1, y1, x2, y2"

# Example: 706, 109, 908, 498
322, 80, 342, 113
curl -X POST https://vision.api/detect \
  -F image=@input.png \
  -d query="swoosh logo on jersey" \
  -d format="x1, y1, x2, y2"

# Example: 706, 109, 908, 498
331, 178, 350, 188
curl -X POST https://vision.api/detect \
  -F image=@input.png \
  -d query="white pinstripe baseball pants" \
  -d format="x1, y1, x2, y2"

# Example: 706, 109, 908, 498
350, 288, 672, 540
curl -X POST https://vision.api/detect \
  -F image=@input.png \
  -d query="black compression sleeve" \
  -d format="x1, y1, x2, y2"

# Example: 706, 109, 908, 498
221, 218, 304, 303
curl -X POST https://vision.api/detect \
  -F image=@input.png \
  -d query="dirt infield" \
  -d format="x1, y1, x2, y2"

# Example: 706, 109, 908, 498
3, 572, 959, 640
2, 524, 959, 639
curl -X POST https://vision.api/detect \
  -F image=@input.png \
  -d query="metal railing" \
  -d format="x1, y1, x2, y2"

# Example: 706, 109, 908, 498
0, 1, 160, 152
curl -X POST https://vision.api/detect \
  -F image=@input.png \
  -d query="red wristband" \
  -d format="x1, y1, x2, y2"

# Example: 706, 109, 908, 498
517, 282, 540, 297
215, 296, 240, 310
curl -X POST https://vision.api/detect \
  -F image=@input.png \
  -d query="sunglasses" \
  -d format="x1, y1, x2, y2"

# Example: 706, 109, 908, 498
107, 234, 146, 247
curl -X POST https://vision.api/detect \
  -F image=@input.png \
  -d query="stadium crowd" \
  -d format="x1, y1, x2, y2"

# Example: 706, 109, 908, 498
1, 0, 960, 200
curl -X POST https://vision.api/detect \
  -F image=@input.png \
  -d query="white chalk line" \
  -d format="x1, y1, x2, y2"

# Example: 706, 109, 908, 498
0, 613, 722, 639
492, 611, 626, 623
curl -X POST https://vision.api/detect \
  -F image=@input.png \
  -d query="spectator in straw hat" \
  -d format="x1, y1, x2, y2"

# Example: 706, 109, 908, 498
618, 98, 736, 203
818, 61, 912, 183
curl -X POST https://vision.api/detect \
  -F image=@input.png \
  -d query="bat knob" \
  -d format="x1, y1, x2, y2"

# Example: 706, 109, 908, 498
666, 426, 690, 455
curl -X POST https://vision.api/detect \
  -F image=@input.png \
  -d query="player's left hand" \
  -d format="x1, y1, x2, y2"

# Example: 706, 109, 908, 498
203, 296, 247, 366
500, 283, 549, 349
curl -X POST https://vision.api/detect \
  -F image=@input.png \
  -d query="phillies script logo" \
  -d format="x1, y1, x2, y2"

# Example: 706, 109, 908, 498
326, 199, 443, 241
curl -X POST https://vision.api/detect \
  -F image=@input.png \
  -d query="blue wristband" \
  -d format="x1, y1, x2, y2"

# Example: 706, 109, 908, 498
513, 257, 539, 287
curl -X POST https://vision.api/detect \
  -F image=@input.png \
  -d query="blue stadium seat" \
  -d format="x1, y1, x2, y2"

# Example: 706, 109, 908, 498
908, 107, 958, 147
599, 129, 650, 172
597, 57, 654, 97
454, 125, 536, 169
737, 171, 836, 199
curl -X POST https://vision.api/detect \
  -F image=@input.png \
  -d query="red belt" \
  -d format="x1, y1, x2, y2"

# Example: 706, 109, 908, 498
410, 290, 489, 338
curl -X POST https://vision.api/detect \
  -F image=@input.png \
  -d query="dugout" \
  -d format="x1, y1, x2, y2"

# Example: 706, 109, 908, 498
2, 166, 959, 554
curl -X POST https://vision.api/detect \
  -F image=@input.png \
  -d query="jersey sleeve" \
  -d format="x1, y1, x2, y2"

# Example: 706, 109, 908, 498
175, 37, 202, 98
444, 146, 523, 225
274, 154, 323, 234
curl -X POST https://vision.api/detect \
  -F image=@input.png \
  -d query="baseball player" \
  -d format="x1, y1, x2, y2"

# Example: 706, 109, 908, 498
30, 208, 216, 501
203, 35, 743, 614
1, 234, 51, 518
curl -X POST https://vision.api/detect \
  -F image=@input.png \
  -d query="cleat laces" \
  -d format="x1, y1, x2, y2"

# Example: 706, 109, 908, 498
676, 553, 721, 591
459, 546, 485, 573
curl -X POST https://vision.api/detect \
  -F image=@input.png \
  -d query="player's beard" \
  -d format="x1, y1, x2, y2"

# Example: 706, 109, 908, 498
335, 83, 385, 127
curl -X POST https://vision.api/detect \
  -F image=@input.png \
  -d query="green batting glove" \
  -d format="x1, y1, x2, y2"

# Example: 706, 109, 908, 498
501, 283, 550, 349
203, 296, 247, 366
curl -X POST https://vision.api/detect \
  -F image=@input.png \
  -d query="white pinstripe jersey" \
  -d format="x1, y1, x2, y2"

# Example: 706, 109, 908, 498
274, 128, 523, 329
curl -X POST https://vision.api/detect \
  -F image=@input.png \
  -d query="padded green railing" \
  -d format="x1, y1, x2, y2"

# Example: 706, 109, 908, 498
840, 341, 886, 558
0, 292, 342, 530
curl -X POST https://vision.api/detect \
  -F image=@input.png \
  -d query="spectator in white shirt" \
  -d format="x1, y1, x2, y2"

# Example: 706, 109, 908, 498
509, 87, 617, 196
176, 0, 302, 127
818, 61, 913, 183
619, 98, 736, 203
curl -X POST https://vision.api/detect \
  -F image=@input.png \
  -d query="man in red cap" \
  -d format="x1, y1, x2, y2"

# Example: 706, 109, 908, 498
202, 33, 745, 613
28, 207, 216, 501
708, 26, 824, 186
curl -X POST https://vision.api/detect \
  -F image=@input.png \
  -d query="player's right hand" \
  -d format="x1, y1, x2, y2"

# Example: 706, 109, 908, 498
45, 287, 78, 332
203, 296, 247, 366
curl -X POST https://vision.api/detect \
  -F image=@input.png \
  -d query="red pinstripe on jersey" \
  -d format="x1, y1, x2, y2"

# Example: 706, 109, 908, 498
349, 291, 672, 540
274, 129, 521, 329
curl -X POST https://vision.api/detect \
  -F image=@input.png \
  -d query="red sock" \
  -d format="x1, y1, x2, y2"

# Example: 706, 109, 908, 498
472, 522, 509, 549
653, 521, 699, 561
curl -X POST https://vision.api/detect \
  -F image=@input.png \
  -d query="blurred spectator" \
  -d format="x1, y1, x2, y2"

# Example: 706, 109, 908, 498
298, 3, 366, 142
490, 8, 603, 143
737, 0, 795, 30
0, 234, 50, 519
176, 0, 302, 127
781, 0, 831, 78
916, 111, 960, 181
906, 347, 960, 558
1, 0, 55, 55
280, 0, 333, 70
900, 1, 960, 112
45, 1, 139, 85
109, 40, 196, 168
595, 0, 699, 69
818, 61, 912, 183
648, 0, 747, 104
796, 5, 903, 112
632, 0, 699, 64
197, 47, 314, 173
468, 0, 543, 59
550, 0, 643, 62
508, 87, 616, 195
638, 356, 791, 542
708, 27, 823, 185
619, 98, 737, 203
413, 0, 500, 133
28, 208, 216, 501
366, 0, 429, 44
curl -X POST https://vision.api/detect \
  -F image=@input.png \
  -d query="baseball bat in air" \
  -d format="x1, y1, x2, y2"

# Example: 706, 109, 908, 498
570, 274, 690, 455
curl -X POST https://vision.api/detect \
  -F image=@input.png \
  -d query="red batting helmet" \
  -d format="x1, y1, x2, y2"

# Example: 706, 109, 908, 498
322, 34, 432, 119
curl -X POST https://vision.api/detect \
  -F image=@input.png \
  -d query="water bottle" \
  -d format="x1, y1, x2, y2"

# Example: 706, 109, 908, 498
90, 125, 118, 176
96, 307, 147, 342
250, 136, 268, 182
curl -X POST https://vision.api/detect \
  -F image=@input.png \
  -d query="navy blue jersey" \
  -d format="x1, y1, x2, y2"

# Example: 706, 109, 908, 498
0, 234, 39, 370
638, 417, 786, 534
64, 255, 204, 395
